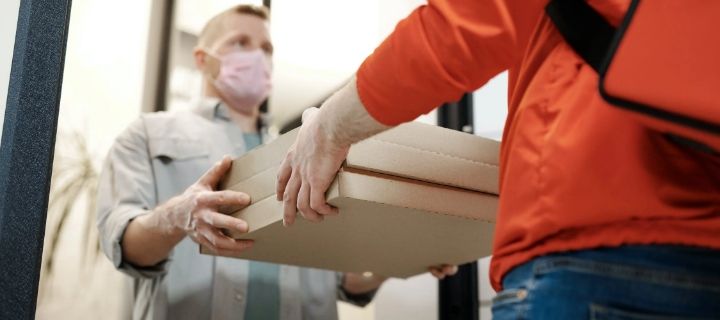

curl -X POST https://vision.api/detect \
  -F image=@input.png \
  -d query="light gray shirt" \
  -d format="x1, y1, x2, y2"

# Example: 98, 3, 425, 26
96, 102, 374, 320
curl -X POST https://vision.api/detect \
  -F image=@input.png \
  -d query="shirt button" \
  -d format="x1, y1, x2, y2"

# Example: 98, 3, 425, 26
235, 291, 244, 301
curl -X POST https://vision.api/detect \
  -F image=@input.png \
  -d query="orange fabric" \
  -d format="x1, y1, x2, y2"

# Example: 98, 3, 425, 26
357, 0, 720, 290
602, 0, 720, 150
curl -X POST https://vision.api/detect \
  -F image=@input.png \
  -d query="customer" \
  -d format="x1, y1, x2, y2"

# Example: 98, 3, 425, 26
276, 0, 720, 318
96, 5, 455, 320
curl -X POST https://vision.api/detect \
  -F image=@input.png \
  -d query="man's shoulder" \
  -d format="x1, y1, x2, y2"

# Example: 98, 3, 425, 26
138, 109, 214, 139
140, 109, 208, 128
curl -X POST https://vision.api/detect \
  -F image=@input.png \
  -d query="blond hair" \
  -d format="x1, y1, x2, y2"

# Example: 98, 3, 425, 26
197, 5, 270, 49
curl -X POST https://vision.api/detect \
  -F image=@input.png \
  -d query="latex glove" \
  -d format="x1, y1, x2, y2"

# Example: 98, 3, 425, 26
161, 156, 254, 255
429, 264, 459, 280
276, 108, 349, 226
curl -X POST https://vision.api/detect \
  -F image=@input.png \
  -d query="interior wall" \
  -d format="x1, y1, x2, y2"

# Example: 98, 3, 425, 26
55, 0, 153, 153
473, 72, 508, 141
268, 0, 384, 128
0, 0, 21, 146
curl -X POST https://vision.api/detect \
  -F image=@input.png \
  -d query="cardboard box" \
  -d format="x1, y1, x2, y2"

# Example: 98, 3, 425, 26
203, 122, 500, 278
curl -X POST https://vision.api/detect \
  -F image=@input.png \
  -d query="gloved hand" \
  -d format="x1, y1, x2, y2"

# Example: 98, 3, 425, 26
159, 156, 254, 255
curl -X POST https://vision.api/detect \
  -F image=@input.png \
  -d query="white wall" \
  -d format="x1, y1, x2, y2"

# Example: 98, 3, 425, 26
55, 0, 153, 155
0, 0, 21, 144
473, 72, 508, 141
269, 0, 382, 127
175, 0, 263, 35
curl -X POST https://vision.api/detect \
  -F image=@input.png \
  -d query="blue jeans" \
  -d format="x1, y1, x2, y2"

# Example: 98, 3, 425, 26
492, 245, 720, 319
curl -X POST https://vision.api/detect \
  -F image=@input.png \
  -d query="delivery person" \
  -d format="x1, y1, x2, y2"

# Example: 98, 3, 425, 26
95, 5, 461, 320
276, 0, 720, 318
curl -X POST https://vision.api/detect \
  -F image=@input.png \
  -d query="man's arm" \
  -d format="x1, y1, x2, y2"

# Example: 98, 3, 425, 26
122, 156, 254, 267
275, 0, 545, 223
97, 119, 253, 274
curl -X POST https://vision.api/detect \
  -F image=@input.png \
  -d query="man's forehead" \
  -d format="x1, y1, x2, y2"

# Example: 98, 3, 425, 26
202, 12, 270, 48
221, 13, 270, 38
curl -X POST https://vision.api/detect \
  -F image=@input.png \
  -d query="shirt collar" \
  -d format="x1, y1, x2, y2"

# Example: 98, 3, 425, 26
213, 102, 233, 121
192, 97, 233, 122
195, 97, 276, 142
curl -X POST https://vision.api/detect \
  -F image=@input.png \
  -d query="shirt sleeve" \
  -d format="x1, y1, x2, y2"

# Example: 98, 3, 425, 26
357, 0, 545, 125
335, 273, 378, 307
96, 117, 168, 279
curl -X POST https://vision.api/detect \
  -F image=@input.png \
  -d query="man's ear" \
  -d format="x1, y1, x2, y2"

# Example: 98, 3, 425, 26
193, 47, 207, 72
194, 47, 220, 79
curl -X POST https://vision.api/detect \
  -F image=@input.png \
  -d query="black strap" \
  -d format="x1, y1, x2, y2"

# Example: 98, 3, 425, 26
545, 0, 616, 72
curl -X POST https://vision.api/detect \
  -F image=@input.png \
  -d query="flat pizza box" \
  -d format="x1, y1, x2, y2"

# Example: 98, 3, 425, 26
202, 122, 500, 278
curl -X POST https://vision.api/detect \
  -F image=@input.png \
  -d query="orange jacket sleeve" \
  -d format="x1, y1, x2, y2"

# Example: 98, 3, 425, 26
357, 0, 545, 125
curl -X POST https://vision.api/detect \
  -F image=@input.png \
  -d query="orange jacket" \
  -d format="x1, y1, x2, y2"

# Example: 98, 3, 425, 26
357, 0, 720, 290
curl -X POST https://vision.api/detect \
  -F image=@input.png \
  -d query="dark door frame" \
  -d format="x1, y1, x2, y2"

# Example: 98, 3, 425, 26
438, 93, 480, 320
0, 0, 73, 319
146, 0, 175, 113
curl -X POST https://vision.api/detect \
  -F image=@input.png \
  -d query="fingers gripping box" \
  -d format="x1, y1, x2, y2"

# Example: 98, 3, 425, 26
201, 122, 500, 278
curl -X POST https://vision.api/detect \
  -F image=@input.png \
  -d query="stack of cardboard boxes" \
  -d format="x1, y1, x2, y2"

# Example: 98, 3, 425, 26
202, 122, 500, 278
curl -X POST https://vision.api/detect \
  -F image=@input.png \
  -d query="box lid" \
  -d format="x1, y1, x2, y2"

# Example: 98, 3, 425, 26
220, 122, 500, 196
347, 122, 499, 194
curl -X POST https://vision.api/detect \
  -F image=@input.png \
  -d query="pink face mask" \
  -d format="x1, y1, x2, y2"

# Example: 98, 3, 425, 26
209, 49, 271, 114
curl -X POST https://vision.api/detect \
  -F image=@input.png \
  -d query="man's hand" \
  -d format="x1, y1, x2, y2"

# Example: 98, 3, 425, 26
162, 156, 254, 255
342, 272, 388, 295
342, 264, 460, 295
122, 156, 253, 266
429, 264, 459, 280
276, 108, 349, 226
276, 77, 390, 226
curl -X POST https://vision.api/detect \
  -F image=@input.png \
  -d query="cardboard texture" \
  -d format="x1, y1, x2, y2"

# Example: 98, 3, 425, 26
205, 122, 500, 278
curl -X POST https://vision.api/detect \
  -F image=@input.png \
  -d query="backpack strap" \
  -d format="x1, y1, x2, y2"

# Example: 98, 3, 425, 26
545, 0, 616, 72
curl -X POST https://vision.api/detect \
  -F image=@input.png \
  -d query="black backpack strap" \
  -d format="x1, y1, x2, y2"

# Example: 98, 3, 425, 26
545, 0, 616, 72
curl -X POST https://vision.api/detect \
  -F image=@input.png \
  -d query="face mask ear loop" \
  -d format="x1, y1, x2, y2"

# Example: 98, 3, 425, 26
202, 48, 220, 62
200, 48, 222, 82
197, 47, 221, 100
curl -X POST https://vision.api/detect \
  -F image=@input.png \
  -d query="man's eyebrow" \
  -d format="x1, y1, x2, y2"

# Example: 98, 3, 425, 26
225, 32, 248, 40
